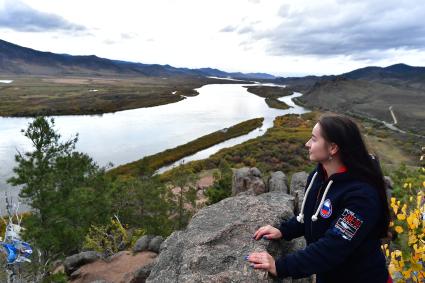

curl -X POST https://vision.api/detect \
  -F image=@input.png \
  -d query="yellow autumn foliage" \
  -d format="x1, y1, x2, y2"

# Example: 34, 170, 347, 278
382, 149, 425, 282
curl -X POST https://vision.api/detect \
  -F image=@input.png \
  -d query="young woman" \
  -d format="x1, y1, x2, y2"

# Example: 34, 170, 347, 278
246, 113, 392, 283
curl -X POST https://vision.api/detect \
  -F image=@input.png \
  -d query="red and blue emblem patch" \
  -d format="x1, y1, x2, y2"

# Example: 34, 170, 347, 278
332, 208, 364, 241
320, 199, 332, 218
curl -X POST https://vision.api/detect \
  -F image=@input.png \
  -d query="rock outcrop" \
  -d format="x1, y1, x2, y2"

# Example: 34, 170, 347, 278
64, 251, 102, 276
65, 167, 313, 283
231, 167, 267, 196
62, 166, 395, 282
289, 172, 309, 215
146, 168, 312, 282
268, 171, 288, 193
133, 235, 164, 254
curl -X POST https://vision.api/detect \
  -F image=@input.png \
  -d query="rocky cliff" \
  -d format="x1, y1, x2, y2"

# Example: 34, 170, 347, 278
64, 167, 315, 282
146, 167, 312, 283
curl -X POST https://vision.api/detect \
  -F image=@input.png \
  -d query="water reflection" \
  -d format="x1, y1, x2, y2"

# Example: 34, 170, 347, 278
0, 83, 310, 211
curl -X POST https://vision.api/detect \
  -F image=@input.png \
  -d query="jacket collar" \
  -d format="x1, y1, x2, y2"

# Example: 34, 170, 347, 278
315, 162, 351, 182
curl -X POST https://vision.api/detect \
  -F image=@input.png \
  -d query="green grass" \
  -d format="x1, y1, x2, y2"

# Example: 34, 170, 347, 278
0, 75, 244, 116
157, 109, 419, 184
264, 98, 290, 109
346, 111, 421, 166
244, 85, 292, 110
108, 117, 264, 177
244, 85, 293, 99
158, 112, 319, 182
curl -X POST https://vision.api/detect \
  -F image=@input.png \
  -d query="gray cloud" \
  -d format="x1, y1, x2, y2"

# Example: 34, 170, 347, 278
221, 20, 260, 35
220, 25, 237, 33
121, 32, 137, 40
0, 0, 86, 32
103, 39, 116, 45
243, 0, 425, 60
238, 26, 254, 34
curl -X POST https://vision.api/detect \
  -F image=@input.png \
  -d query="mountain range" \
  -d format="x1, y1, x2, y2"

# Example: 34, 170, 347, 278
1, 38, 424, 135
0, 39, 274, 80
275, 63, 425, 91
2, 38, 425, 85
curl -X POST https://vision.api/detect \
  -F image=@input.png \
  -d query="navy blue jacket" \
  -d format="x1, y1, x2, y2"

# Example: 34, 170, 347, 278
275, 163, 388, 283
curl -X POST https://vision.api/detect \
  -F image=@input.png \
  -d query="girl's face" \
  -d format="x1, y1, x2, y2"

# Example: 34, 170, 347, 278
305, 123, 331, 162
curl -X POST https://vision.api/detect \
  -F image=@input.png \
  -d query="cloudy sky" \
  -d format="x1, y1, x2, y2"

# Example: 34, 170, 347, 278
1, 0, 424, 76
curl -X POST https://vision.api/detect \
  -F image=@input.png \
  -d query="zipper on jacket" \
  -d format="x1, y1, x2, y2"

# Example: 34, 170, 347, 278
310, 181, 325, 240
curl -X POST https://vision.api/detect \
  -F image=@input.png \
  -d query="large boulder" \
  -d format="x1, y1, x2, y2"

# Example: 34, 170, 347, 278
268, 171, 288, 193
133, 235, 155, 253
133, 235, 164, 254
127, 261, 158, 283
146, 191, 311, 282
232, 167, 267, 196
147, 236, 164, 253
289, 172, 309, 215
64, 251, 102, 276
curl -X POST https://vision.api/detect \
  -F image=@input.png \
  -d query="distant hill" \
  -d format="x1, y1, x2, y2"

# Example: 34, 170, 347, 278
274, 63, 425, 91
197, 67, 275, 80
1, 38, 423, 134
0, 39, 275, 80
341, 63, 425, 90
271, 63, 425, 135
342, 63, 425, 79
296, 76, 425, 135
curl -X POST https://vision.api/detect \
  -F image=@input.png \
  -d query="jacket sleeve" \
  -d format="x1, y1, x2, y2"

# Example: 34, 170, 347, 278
277, 171, 315, 241
275, 186, 382, 279
278, 215, 304, 241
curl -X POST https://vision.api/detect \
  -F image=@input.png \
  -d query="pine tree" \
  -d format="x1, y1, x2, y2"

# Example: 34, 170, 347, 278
168, 162, 198, 230
7, 117, 111, 258
109, 175, 174, 237
204, 159, 233, 205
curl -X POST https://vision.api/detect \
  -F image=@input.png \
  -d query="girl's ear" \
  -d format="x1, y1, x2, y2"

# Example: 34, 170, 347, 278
328, 142, 339, 156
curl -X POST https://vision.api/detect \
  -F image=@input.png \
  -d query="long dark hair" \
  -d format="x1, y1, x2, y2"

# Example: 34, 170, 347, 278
318, 113, 390, 238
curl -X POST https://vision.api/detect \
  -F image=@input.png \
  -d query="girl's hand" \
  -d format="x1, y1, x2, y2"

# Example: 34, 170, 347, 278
245, 251, 277, 276
253, 225, 282, 240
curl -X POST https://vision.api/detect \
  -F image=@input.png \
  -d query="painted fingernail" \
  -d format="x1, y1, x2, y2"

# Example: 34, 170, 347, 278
244, 255, 249, 260
262, 236, 268, 240
250, 264, 255, 268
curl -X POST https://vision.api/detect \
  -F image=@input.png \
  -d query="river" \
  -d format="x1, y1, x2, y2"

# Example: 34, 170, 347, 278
0, 82, 310, 212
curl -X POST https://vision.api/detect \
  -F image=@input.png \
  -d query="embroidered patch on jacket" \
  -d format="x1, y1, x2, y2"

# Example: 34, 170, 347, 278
320, 199, 332, 218
332, 208, 363, 241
